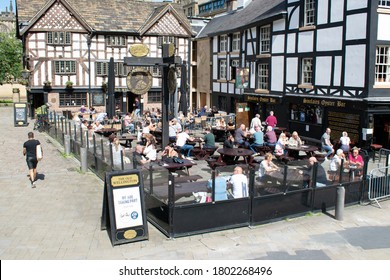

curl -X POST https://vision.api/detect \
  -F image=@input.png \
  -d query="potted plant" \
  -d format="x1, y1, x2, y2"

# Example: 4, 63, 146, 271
43, 81, 51, 88
65, 80, 73, 89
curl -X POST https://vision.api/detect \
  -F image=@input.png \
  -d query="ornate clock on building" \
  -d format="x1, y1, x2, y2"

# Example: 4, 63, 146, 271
167, 67, 177, 94
126, 67, 152, 95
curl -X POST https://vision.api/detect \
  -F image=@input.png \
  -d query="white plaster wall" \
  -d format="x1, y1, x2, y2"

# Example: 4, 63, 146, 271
213, 82, 219, 91
271, 56, 284, 92
378, 14, 390, 41
221, 82, 228, 93
316, 27, 343, 51
317, 0, 329, 25
298, 31, 314, 53
347, 0, 367, 10
288, 6, 299, 30
346, 13, 367, 40
273, 19, 285, 32
213, 36, 218, 51
344, 45, 366, 88
330, 0, 344, 23
315, 56, 332, 86
286, 57, 298, 84
287, 33, 296, 53
272, 34, 285, 54
333, 56, 342, 86
213, 56, 218, 80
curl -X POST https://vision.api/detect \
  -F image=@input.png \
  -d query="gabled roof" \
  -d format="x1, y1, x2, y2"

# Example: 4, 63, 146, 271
139, 3, 194, 36
197, 0, 286, 38
16, 0, 192, 36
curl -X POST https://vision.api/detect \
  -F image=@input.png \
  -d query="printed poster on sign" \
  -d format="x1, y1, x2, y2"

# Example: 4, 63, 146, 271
236, 68, 249, 89
112, 187, 143, 229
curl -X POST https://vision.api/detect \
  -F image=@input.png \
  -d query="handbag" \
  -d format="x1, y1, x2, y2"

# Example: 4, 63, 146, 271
172, 156, 184, 164
36, 144, 43, 161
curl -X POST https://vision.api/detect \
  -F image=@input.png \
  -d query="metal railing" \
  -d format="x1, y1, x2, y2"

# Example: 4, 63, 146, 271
368, 165, 390, 208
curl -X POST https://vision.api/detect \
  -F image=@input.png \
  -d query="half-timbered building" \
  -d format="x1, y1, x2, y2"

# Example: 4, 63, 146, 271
198, 0, 390, 147
16, 0, 193, 116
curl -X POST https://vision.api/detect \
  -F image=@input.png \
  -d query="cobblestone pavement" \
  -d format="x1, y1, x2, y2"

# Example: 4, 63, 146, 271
1, 107, 390, 260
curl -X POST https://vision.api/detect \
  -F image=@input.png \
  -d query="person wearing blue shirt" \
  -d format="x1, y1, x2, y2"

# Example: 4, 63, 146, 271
207, 170, 228, 201
249, 125, 264, 153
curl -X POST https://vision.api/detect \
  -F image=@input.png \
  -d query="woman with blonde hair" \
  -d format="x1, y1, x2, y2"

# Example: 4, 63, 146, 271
340, 131, 351, 153
275, 133, 288, 156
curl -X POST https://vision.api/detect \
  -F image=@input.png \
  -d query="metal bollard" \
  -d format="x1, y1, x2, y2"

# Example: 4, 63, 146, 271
80, 147, 88, 173
64, 134, 71, 155
335, 186, 345, 221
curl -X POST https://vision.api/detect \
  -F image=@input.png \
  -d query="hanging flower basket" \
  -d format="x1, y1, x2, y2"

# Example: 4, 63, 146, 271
65, 81, 73, 89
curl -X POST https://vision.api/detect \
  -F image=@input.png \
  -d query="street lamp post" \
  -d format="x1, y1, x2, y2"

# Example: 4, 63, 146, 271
21, 67, 32, 118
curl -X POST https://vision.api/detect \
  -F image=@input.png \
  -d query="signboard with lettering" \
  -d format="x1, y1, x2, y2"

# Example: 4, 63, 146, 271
14, 103, 28, 127
101, 170, 148, 246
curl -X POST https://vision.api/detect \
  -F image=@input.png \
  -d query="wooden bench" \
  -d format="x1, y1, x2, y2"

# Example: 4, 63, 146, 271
206, 158, 227, 169
192, 147, 217, 160
255, 145, 272, 155
174, 175, 203, 183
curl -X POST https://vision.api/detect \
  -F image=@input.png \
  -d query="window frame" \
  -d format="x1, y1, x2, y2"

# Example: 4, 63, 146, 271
379, 0, 390, 8
375, 45, 390, 84
257, 63, 269, 90
219, 35, 228, 52
105, 35, 126, 47
95, 61, 128, 77
301, 58, 313, 85
219, 59, 227, 80
47, 31, 71, 45
304, 0, 316, 26
59, 92, 87, 107
147, 91, 162, 103
54, 60, 77, 75
232, 33, 241, 52
259, 25, 271, 54
230, 59, 240, 80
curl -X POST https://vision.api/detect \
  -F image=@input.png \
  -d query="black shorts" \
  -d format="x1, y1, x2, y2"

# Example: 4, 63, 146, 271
26, 157, 38, 169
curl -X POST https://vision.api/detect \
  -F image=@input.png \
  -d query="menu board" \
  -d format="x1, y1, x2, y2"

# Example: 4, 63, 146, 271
14, 103, 28, 126
327, 111, 360, 144
101, 170, 148, 246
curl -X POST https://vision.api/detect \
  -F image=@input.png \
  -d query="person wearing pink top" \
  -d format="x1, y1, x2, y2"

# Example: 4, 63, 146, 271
348, 147, 364, 168
265, 111, 278, 127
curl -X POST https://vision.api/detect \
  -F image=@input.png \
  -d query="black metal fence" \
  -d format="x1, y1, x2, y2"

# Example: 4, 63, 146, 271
43, 110, 370, 238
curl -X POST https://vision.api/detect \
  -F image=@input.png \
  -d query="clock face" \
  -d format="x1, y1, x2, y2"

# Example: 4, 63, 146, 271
126, 68, 152, 95
167, 68, 177, 94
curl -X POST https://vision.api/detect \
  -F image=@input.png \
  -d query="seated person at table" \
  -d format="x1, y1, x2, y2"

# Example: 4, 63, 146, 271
264, 126, 277, 147
249, 125, 264, 153
161, 144, 179, 159
133, 145, 151, 166
234, 124, 250, 149
80, 105, 87, 114
81, 120, 89, 131
93, 121, 104, 131
348, 146, 364, 170
258, 153, 279, 183
143, 134, 157, 161
288, 131, 303, 147
95, 112, 107, 123
300, 157, 328, 187
169, 120, 178, 143
111, 138, 130, 168
222, 134, 235, 164
329, 149, 347, 172
207, 170, 228, 201
275, 133, 288, 156
202, 128, 216, 149
228, 166, 248, 198
220, 118, 226, 128
171, 118, 182, 134
176, 128, 195, 159
123, 112, 135, 133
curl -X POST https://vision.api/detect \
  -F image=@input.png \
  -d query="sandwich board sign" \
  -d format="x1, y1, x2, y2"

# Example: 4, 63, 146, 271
101, 169, 148, 245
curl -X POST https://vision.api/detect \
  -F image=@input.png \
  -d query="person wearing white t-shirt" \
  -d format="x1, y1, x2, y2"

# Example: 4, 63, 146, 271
176, 128, 195, 158
228, 166, 248, 198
